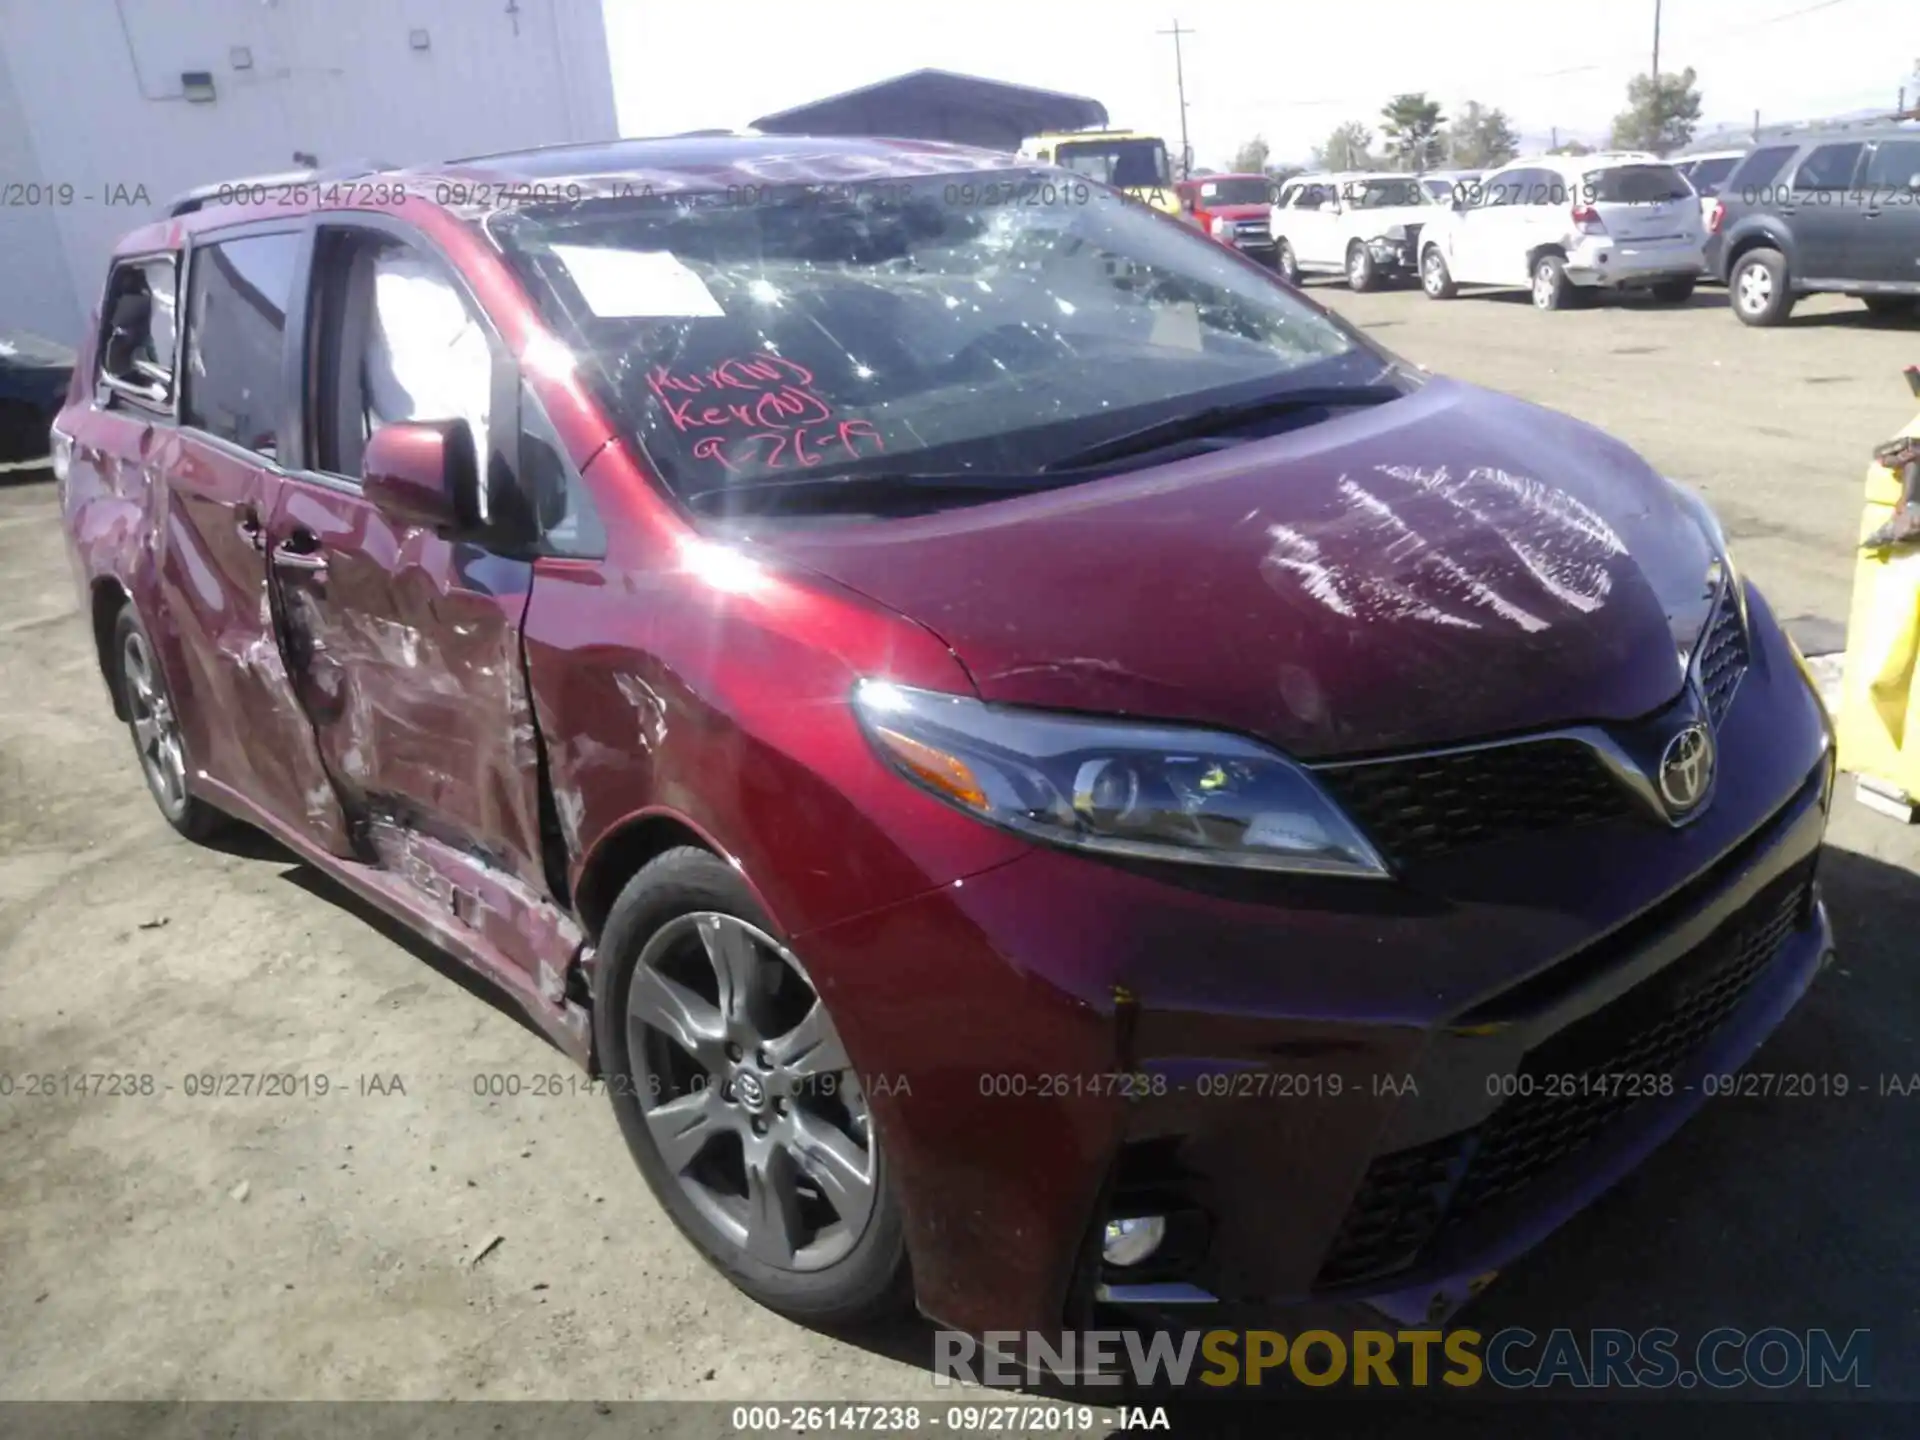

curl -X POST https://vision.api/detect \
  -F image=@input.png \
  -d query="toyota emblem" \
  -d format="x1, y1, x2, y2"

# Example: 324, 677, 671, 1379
1658, 723, 1715, 813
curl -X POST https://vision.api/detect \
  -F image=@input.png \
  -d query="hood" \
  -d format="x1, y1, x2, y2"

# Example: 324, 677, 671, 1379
1351, 204, 1433, 235
1203, 202, 1270, 221
755, 380, 1714, 759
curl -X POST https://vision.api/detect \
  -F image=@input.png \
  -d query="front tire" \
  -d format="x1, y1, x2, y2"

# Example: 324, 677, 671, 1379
1275, 240, 1301, 286
1730, 247, 1793, 326
114, 607, 224, 841
593, 847, 911, 1327
1346, 242, 1379, 292
1420, 246, 1457, 299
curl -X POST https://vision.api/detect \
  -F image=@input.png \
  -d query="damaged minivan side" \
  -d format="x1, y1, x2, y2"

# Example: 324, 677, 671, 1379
58, 136, 1835, 1340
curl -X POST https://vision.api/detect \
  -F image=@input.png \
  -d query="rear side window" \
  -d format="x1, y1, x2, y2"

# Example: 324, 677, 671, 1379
182, 233, 302, 459
1862, 140, 1920, 191
1480, 171, 1523, 206
1726, 145, 1796, 195
1687, 156, 1740, 194
97, 257, 178, 405
1584, 165, 1691, 203
1791, 143, 1864, 191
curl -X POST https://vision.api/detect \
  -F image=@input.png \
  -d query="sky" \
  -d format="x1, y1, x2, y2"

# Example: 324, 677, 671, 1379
602, 0, 1917, 165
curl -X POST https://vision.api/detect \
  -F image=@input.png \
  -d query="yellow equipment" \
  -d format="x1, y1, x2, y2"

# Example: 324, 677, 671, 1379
1020, 130, 1183, 217
1836, 370, 1920, 820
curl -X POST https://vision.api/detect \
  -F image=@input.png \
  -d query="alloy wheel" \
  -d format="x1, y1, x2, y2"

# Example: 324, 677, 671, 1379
122, 629, 187, 818
626, 912, 876, 1271
1737, 265, 1773, 315
1422, 251, 1446, 294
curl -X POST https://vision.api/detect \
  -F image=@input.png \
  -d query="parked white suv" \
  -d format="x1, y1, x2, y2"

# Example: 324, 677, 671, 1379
1269, 172, 1439, 291
1417, 153, 1706, 310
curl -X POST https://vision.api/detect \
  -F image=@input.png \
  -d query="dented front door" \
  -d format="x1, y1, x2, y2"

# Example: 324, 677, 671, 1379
263, 474, 549, 895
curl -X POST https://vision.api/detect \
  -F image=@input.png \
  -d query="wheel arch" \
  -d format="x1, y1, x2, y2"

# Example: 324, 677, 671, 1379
573, 808, 773, 945
1525, 241, 1569, 275
1726, 227, 1791, 278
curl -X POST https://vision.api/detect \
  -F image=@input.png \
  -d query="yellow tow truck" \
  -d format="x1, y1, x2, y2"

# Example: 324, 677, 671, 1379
1020, 130, 1183, 217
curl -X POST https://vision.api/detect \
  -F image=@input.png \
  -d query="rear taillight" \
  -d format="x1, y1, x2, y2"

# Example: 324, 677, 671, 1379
1571, 202, 1607, 235
1706, 199, 1725, 234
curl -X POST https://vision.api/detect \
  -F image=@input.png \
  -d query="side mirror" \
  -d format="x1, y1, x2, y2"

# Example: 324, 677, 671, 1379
362, 419, 477, 533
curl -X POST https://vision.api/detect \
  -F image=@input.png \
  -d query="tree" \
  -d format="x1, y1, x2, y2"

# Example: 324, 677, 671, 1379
1312, 121, 1374, 172
1609, 67, 1704, 155
1380, 92, 1446, 171
1446, 101, 1519, 169
1551, 139, 1596, 156
1231, 135, 1271, 174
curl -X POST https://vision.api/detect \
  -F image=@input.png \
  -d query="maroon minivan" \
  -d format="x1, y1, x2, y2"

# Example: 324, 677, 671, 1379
56, 137, 1836, 1335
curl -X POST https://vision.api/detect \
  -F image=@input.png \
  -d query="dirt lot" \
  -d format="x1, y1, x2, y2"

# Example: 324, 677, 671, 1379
3, 287, 1919, 1412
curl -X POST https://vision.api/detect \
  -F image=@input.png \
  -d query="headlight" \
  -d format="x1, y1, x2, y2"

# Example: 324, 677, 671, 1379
852, 680, 1389, 879
1208, 216, 1232, 237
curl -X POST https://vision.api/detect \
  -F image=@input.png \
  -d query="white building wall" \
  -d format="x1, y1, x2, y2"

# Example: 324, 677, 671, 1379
0, 0, 619, 344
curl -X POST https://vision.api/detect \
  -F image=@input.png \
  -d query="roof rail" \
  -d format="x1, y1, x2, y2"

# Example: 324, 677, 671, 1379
165, 159, 397, 216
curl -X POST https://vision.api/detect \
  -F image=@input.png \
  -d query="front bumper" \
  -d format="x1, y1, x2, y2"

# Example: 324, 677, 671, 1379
798, 586, 1834, 1334
1365, 235, 1420, 276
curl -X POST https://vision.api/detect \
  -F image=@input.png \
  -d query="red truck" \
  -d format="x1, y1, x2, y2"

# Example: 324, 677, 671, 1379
1175, 172, 1278, 268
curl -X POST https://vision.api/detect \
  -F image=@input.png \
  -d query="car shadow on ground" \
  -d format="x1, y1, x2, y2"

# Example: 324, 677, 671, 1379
1783, 305, 1920, 332
0, 463, 52, 488
834, 839, 1920, 1429
206, 825, 567, 1053
1474, 289, 1725, 313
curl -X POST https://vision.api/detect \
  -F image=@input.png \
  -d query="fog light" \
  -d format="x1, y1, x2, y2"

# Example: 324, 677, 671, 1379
1102, 1215, 1166, 1267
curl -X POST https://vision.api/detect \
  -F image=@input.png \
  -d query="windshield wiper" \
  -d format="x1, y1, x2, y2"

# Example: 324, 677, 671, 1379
683, 469, 1062, 515
1040, 383, 1409, 472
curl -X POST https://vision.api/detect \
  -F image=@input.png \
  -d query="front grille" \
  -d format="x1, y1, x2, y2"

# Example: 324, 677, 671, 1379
1695, 589, 1749, 727
1234, 220, 1271, 241
1315, 861, 1812, 1290
1316, 738, 1635, 863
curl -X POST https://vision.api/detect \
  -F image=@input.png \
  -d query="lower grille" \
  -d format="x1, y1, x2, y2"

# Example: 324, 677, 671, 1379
1315, 738, 1634, 863
1315, 861, 1813, 1289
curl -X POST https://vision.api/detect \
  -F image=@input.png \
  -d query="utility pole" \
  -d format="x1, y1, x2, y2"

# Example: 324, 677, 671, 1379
1651, 0, 1662, 79
1158, 19, 1195, 178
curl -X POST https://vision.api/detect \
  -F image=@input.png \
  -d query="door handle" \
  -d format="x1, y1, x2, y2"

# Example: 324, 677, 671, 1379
271, 531, 328, 574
